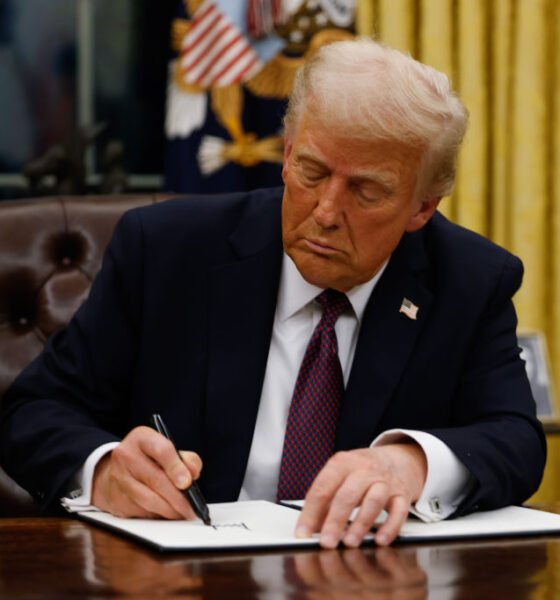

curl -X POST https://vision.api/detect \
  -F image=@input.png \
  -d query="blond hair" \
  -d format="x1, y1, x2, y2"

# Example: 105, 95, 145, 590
284, 38, 468, 200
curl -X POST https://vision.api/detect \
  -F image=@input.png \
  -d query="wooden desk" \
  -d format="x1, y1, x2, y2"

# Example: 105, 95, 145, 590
0, 517, 559, 598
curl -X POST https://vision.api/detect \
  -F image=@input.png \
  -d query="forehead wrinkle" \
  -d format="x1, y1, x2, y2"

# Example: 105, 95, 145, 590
294, 147, 326, 165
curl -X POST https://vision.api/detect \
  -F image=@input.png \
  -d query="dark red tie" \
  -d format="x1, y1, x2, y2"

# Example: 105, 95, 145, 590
276, 289, 351, 501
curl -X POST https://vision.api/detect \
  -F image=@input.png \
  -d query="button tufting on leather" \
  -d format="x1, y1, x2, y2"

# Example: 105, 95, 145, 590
0, 270, 37, 332
48, 231, 86, 268
0, 193, 177, 517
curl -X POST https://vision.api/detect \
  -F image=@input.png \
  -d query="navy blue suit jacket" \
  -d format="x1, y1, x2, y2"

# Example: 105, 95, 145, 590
0, 187, 546, 513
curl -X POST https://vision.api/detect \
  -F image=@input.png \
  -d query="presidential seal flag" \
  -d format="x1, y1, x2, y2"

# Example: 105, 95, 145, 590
179, 1, 263, 88
164, 0, 357, 194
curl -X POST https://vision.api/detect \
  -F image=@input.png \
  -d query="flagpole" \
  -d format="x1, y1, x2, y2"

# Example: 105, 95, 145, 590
77, 0, 95, 182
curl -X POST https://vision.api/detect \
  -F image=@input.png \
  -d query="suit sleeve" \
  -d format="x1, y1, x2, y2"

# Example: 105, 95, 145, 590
428, 253, 546, 516
0, 209, 145, 513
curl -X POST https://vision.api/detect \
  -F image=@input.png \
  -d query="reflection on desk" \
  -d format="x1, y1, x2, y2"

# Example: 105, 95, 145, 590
0, 517, 556, 598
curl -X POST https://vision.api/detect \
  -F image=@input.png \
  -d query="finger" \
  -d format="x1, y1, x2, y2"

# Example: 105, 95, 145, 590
105, 468, 184, 520
125, 454, 195, 519
295, 492, 332, 540
108, 435, 190, 517
102, 483, 152, 519
375, 494, 410, 546
136, 428, 194, 490
343, 481, 392, 547
93, 431, 197, 519
296, 454, 350, 540
317, 473, 380, 549
116, 474, 189, 519
179, 451, 203, 480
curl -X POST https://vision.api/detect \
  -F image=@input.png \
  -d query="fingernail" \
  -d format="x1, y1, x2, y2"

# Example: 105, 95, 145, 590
344, 533, 360, 547
295, 526, 310, 538
376, 533, 389, 546
184, 454, 199, 472
320, 533, 338, 548
175, 473, 188, 488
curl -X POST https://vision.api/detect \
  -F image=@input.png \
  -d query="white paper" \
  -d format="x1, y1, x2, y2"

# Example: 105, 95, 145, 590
398, 505, 560, 540
79, 501, 319, 551
280, 500, 560, 540
77, 500, 560, 551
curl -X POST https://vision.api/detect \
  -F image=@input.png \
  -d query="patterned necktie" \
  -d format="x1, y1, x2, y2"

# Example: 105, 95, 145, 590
276, 289, 351, 501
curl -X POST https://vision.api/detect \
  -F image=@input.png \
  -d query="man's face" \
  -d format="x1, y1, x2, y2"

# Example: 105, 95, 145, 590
281, 112, 439, 292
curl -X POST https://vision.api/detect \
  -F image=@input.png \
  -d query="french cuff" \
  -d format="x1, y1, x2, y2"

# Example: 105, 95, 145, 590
371, 429, 474, 523
60, 441, 120, 513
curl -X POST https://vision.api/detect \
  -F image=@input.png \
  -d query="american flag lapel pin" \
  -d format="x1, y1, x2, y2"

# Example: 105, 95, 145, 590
399, 298, 419, 320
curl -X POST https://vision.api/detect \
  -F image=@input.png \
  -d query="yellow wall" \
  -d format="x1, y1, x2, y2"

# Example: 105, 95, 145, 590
357, 0, 560, 501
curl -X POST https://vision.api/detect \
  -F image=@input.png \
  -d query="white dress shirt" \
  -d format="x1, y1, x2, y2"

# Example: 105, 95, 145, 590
63, 253, 472, 520
238, 254, 472, 521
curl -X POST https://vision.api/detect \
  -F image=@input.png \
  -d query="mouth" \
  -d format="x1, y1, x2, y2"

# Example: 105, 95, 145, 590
303, 239, 343, 256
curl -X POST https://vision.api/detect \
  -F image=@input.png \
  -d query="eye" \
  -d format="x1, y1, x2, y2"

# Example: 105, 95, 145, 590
357, 189, 382, 204
302, 168, 325, 183
353, 182, 388, 205
296, 158, 328, 184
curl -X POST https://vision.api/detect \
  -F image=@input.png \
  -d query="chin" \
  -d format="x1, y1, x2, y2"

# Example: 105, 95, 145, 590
288, 248, 352, 291
298, 265, 347, 291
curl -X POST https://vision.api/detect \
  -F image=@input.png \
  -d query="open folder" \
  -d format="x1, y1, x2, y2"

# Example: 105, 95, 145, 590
75, 500, 560, 552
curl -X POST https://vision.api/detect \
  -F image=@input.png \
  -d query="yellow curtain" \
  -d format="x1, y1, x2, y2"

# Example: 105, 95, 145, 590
357, 0, 560, 501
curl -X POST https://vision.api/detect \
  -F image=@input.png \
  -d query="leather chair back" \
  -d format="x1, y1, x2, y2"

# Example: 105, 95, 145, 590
0, 194, 176, 515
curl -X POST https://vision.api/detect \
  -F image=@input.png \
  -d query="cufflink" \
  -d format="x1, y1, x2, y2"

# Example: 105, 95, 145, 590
429, 497, 441, 514
69, 488, 83, 499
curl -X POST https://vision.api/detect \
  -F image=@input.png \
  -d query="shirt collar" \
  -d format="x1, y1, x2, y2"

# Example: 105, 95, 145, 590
277, 253, 389, 324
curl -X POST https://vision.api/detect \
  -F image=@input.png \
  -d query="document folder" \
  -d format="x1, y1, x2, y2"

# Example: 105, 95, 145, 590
76, 500, 560, 553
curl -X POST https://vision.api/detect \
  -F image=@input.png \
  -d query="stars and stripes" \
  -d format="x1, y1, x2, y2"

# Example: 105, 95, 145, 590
247, 0, 287, 38
179, 1, 263, 88
399, 297, 419, 320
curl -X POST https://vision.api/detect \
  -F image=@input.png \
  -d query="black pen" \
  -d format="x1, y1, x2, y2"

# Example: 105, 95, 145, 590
150, 413, 212, 526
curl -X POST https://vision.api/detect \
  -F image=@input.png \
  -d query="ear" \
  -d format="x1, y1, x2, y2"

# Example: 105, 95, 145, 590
281, 136, 293, 183
405, 197, 441, 232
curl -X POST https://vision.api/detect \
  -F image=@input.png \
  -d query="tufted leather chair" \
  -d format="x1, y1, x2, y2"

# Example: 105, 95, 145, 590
0, 193, 178, 516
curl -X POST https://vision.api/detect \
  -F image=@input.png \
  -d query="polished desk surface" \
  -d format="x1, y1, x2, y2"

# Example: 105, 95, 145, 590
1, 513, 559, 599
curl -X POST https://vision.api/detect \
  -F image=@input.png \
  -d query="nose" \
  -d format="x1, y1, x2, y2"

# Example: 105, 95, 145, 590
312, 180, 344, 229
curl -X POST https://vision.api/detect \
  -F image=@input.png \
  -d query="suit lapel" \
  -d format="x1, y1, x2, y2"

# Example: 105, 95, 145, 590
202, 192, 283, 502
337, 230, 433, 450
202, 197, 435, 495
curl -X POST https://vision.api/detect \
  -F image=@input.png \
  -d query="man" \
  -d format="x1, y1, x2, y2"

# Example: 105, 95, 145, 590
0, 39, 545, 548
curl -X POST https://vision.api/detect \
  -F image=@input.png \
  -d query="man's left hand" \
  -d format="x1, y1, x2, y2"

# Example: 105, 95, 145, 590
295, 443, 427, 548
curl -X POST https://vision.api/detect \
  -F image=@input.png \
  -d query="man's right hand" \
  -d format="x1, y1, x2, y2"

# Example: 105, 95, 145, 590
91, 426, 203, 519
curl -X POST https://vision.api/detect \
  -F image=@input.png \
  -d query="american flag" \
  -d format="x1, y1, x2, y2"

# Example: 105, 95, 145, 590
179, 1, 263, 88
399, 298, 419, 320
